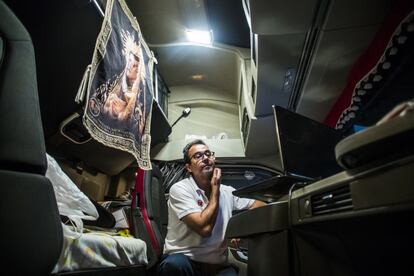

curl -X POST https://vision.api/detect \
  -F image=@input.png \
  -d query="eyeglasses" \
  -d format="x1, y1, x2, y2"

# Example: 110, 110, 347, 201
190, 150, 215, 161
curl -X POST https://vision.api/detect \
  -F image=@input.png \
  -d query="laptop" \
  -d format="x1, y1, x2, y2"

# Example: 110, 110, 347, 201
234, 105, 344, 201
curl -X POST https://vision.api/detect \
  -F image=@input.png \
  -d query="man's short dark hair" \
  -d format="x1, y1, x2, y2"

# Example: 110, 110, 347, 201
183, 139, 206, 164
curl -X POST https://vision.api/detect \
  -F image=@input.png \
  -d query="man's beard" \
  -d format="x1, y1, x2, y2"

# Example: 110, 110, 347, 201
203, 164, 215, 180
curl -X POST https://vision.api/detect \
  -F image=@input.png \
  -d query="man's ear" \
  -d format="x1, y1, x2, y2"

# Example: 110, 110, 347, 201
185, 163, 192, 173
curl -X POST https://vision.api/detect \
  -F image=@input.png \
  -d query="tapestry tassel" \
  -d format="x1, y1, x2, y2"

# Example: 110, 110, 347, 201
151, 52, 158, 64
75, 64, 92, 104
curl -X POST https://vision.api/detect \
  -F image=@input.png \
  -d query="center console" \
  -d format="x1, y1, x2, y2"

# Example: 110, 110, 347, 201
226, 201, 290, 276
226, 156, 414, 275
226, 104, 414, 275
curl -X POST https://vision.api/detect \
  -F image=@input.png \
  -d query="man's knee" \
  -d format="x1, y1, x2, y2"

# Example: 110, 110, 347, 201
217, 265, 239, 276
158, 253, 193, 275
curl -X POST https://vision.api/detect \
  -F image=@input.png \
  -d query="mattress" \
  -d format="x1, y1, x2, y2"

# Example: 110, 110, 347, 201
53, 225, 148, 273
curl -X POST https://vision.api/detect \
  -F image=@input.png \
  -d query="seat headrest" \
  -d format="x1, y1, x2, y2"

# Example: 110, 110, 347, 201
0, 1, 47, 174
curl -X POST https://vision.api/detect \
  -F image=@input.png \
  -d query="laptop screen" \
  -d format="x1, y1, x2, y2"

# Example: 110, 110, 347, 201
273, 105, 344, 180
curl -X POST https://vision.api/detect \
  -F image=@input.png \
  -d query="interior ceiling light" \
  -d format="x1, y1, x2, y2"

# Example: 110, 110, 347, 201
191, 74, 204, 80
186, 29, 213, 45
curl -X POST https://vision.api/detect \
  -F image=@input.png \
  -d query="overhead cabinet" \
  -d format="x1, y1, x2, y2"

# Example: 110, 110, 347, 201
242, 0, 321, 117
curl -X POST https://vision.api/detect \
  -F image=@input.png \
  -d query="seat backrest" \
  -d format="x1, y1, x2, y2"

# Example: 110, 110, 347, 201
144, 164, 168, 244
0, 1, 63, 273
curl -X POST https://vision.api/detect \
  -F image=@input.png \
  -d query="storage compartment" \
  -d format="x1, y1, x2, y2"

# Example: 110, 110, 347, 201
241, 0, 322, 116
243, 0, 319, 35
250, 33, 306, 116
153, 65, 170, 117
243, 115, 278, 158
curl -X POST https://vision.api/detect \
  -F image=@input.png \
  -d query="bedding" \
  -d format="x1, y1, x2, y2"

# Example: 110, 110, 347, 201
324, 0, 414, 132
52, 225, 147, 273
46, 153, 148, 273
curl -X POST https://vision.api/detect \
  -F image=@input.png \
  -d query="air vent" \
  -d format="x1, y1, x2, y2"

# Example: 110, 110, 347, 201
311, 185, 353, 216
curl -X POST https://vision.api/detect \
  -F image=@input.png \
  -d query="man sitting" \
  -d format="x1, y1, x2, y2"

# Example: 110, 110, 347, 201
159, 139, 266, 276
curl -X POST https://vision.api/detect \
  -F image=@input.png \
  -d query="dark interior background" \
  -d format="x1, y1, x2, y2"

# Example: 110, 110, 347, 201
5, 0, 101, 139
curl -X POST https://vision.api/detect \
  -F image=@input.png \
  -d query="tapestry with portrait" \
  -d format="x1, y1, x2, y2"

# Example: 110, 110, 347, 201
82, 0, 154, 170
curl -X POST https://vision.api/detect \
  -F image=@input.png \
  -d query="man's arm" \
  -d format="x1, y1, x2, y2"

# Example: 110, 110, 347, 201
249, 199, 266, 209
181, 168, 221, 237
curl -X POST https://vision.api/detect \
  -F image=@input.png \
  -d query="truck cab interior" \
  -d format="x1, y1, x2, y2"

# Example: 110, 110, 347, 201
1, 0, 414, 275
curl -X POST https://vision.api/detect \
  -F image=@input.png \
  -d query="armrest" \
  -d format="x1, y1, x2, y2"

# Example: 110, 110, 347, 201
225, 201, 288, 238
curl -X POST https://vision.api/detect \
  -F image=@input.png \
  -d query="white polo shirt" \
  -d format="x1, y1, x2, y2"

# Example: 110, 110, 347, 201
163, 176, 254, 264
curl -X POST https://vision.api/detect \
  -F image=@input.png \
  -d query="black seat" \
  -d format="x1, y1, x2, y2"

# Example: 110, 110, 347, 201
0, 1, 63, 274
144, 164, 168, 249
